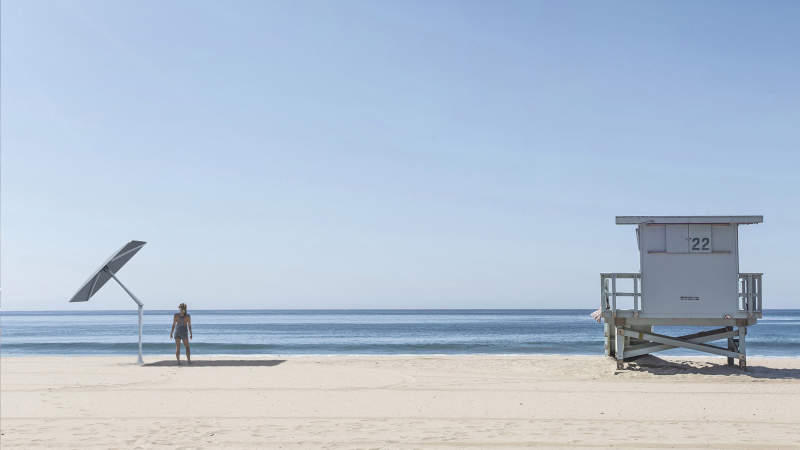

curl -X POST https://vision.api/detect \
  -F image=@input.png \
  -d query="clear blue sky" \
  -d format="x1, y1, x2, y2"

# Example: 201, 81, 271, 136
2, 1, 798, 310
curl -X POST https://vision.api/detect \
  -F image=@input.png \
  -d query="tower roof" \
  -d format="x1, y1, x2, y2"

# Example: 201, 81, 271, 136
615, 216, 763, 225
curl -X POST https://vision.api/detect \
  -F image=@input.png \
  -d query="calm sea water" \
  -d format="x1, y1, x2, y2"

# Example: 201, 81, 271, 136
1, 309, 798, 356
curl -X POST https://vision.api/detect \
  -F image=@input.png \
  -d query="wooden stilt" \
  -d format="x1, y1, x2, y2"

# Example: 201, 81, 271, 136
615, 327, 624, 370
726, 326, 735, 366
739, 326, 747, 370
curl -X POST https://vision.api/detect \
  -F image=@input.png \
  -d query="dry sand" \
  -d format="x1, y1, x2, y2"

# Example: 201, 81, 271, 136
2, 355, 799, 449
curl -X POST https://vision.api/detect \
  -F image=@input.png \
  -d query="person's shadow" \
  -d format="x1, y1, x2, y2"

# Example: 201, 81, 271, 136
626, 355, 800, 380
144, 359, 286, 367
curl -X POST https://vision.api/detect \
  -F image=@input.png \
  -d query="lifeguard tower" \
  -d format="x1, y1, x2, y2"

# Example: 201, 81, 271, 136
599, 216, 763, 370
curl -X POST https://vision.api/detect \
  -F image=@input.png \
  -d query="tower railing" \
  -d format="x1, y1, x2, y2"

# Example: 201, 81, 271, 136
600, 273, 642, 316
738, 273, 763, 314
600, 272, 762, 316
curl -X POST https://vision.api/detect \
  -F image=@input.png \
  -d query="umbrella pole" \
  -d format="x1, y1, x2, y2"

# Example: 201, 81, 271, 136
137, 304, 144, 365
106, 270, 145, 366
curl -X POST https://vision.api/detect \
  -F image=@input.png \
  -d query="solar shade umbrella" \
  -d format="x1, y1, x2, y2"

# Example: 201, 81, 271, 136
70, 240, 147, 365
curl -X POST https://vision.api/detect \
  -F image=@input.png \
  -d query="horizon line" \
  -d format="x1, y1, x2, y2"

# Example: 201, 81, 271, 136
2, 307, 799, 314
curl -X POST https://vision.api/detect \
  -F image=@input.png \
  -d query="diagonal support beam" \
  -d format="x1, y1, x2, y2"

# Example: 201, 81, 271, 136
619, 328, 743, 359
623, 328, 737, 359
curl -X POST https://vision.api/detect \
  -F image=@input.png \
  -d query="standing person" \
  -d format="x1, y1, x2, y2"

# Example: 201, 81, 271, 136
170, 303, 192, 365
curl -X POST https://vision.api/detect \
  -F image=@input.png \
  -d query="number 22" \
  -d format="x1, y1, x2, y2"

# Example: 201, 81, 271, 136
691, 237, 710, 251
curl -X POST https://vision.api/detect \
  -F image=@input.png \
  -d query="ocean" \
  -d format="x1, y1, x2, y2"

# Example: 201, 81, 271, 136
1, 309, 798, 356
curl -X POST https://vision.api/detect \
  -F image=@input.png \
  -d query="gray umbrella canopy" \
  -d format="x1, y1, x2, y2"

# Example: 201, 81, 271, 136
70, 240, 147, 302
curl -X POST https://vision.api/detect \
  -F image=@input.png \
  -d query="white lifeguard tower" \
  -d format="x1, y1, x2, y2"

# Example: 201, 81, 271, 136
599, 216, 763, 370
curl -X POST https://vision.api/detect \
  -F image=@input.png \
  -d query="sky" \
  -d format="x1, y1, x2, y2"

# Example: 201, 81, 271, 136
2, 1, 798, 310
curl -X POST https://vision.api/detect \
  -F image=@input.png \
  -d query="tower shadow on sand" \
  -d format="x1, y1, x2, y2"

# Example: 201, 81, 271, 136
625, 355, 800, 380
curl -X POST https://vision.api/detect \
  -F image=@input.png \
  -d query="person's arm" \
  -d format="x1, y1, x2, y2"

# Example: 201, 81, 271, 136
188, 315, 192, 340
170, 315, 176, 339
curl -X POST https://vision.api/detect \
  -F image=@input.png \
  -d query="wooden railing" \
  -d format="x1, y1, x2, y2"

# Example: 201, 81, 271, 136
600, 273, 642, 316
600, 272, 763, 315
738, 273, 763, 313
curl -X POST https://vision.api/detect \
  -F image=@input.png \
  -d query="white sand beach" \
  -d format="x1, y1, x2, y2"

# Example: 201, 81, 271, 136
2, 355, 799, 449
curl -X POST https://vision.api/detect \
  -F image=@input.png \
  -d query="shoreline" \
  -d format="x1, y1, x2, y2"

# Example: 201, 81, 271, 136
4, 352, 800, 359
3, 355, 800, 448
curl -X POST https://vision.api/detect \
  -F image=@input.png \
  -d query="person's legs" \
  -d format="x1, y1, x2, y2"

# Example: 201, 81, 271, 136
175, 339, 181, 363
183, 338, 191, 363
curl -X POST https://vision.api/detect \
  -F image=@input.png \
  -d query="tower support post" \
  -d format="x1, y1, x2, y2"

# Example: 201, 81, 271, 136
738, 326, 747, 370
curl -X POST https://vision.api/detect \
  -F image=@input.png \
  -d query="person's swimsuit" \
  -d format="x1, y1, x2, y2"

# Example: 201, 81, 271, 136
174, 314, 190, 340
